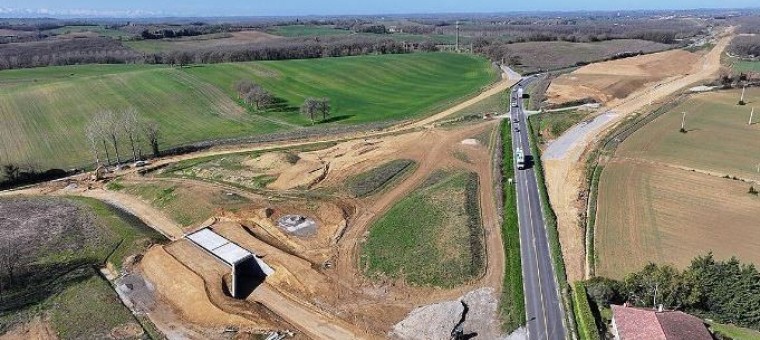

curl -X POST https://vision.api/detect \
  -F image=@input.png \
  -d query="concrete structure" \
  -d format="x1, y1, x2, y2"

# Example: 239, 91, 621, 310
611, 304, 712, 340
186, 228, 274, 298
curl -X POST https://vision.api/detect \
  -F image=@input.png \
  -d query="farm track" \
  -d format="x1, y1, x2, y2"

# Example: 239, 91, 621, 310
542, 28, 734, 281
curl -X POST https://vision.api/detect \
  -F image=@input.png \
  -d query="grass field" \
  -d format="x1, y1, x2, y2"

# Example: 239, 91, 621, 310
268, 25, 354, 37
184, 53, 496, 125
116, 180, 251, 227
0, 196, 163, 335
360, 170, 484, 287
595, 88, 760, 279
0, 53, 494, 170
729, 58, 760, 73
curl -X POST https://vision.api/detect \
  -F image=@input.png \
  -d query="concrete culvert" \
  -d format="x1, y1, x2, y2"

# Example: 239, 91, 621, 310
277, 215, 317, 237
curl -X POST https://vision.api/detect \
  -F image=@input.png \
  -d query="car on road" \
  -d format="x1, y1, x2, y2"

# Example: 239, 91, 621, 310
514, 126, 520, 132
511, 102, 518, 107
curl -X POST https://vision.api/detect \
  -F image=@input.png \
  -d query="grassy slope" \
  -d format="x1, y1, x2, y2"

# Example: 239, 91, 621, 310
0, 53, 494, 170
531, 110, 589, 145
0, 66, 284, 169
710, 322, 760, 340
268, 25, 354, 37
361, 170, 483, 287
184, 53, 496, 125
0, 197, 163, 336
116, 181, 251, 227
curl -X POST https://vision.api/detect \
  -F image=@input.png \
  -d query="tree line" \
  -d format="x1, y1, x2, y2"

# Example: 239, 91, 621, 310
584, 254, 760, 331
0, 35, 436, 71
728, 35, 760, 58
84, 109, 161, 168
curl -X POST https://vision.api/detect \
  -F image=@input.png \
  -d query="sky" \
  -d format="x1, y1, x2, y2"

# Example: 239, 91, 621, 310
1, 0, 759, 18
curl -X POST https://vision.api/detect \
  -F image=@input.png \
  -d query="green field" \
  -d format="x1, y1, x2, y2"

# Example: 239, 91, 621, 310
0, 53, 494, 170
268, 25, 354, 37
184, 53, 495, 125
360, 170, 484, 287
729, 58, 760, 73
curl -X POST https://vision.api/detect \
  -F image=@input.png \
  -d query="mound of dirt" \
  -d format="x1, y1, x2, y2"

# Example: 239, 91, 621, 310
547, 49, 702, 106
242, 151, 299, 175
267, 160, 328, 190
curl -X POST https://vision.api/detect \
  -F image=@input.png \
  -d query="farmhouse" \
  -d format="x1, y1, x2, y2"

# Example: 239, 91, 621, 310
610, 304, 712, 340
187, 228, 274, 298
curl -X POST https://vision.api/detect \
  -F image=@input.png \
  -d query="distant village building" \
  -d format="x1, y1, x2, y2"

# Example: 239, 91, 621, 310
388, 25, 401, 33
611, 304, 712, 340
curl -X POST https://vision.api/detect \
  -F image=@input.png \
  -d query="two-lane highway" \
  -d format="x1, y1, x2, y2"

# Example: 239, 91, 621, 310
509, 79, 567, 340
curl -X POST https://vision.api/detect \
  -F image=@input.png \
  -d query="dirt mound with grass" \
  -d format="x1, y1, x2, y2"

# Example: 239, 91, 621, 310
241, 151, 300, 175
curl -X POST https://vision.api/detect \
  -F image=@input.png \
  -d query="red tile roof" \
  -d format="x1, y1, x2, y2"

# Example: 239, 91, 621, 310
612, 305, 666, 340
611, 305, 712, 340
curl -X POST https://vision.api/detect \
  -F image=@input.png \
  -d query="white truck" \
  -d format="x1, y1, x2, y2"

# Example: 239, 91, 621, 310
515, 147, 526, 170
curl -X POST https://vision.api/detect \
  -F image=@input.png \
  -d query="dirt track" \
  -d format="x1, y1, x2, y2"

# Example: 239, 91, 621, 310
542, 28, 734, 281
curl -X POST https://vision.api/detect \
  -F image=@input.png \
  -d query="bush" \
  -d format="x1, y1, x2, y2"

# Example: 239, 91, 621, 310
573, 282, 601, 340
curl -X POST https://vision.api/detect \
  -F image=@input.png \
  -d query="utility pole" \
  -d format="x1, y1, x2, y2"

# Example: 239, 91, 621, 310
456, 20, 460, 52
750, 108, 755, 125
680, 111, 687, 133
740, 85, 747, 105
653, 282, 659, 309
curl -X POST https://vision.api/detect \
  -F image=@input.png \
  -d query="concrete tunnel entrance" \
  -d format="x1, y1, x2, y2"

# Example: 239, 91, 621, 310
187, 228, 274, 298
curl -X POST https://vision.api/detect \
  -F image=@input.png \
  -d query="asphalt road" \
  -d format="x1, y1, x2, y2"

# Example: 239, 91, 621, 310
509, 78, 567, 340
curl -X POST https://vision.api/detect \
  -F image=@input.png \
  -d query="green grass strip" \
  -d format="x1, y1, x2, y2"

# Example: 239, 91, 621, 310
499, 120, 526, 332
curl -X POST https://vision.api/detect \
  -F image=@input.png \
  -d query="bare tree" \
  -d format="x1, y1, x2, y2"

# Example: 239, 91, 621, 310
85, 123, 101, 167
99, 110, 122, 164
244, 86, 274, 110
300, 97, 319, 123
318, 97, 331, 120
235, 80, 255, 99
121, 108, 140, 162
143, 121, 161, 158
92, 111, 112, 165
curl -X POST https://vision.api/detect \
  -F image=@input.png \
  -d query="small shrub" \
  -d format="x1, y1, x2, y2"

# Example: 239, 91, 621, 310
749, 185, 759, 195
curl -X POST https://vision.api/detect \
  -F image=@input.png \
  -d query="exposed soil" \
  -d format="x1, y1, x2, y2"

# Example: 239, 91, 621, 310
547, 49, 703, 106
0, 316, 57, 340
542, 28, 734, 281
